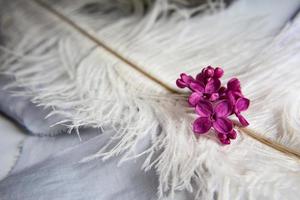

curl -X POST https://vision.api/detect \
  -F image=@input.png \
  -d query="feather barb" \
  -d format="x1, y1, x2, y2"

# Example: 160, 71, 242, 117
32, 0, 178, 93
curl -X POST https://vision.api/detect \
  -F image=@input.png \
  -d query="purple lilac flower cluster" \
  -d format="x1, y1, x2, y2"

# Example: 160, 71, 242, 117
176, 66, 250, 144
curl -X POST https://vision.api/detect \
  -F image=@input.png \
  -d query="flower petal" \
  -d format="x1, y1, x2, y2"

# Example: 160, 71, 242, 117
205, 78, 221, 94
188, 92, 203, 107
195, 100, 213, 117
176, 79, 186, 88
227, 78, 241, 92
227, 90, 236, 105
236, 113, 249, 127
190, 81, 205, 93
196, 73, 205, 83
235, 97, 250, 112
213, 117, 233, 134
215, 100, 232, 117
193, 117, 212, 134
181, 73, 193, 84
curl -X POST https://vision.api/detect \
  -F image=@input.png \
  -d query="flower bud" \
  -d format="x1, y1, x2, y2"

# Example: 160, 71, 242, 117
227, 78, 241, 92
204, 66, 214, 78
214, 67, 224, 78
218, 132, 227, 140
220, 138, 230, 145
228, 129, 237, 139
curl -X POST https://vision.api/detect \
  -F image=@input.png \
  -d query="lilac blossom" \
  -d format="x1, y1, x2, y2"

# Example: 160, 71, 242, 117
176, 66, 250, 145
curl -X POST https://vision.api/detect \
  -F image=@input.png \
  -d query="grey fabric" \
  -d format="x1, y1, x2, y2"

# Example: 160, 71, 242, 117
0, 75, 67, 136
11, 127, 100, 174
0, 130, 160, 200
0, 114, 25, 180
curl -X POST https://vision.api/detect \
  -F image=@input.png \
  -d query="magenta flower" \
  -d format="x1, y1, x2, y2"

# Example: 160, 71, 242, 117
176, 66, 250, 145
226, 78, 250, 126
193, 100, 233, 135
187, 66, 223, 106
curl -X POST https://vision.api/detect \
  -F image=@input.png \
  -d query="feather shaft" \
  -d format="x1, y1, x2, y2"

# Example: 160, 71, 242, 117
238, 126, 300, 161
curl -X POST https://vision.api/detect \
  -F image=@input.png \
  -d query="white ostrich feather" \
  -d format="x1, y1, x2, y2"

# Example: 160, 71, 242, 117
1, 0, 300, 199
